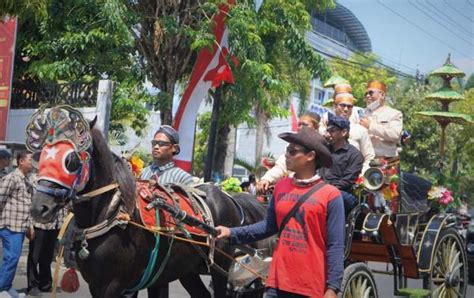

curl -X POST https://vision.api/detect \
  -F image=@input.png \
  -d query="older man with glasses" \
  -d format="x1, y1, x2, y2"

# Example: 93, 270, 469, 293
140, 125, 193, 185
359, 81, 403, 158
330, 83, 375, 174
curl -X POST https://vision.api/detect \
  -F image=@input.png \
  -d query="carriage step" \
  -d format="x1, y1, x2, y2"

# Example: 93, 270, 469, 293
398, 288, 431, 297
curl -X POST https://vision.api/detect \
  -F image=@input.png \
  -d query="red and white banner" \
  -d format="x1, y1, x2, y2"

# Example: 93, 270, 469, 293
0, 17, 17, 141
173, 1, 236, 172
290, 102, 298, 132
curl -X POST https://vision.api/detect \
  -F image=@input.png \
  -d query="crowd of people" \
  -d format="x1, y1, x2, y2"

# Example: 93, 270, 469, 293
0, 79, 403, 297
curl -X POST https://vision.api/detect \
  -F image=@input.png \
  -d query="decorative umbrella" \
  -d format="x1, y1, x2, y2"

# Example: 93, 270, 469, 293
323, 75, 348, 88
416, 54, 471, 180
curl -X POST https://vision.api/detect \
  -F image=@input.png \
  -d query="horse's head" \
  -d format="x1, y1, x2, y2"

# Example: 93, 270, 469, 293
27, 105, 94, 223
31, 140, 91, 222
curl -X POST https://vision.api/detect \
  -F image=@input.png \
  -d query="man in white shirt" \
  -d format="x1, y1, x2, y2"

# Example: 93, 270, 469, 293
359, 81, 403, 158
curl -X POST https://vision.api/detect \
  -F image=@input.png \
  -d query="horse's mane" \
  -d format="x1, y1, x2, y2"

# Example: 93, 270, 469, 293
90, 128, 136, 214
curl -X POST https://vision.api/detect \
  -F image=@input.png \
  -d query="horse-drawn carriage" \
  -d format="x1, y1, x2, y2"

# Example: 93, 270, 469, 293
340, 169, 467, 297
26, 105, 466, 297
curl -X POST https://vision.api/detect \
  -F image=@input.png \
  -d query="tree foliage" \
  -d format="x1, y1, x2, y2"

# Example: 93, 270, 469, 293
204, 0, 333, 175
120, 0, 227, 124
15, 0, 135, 82
0, 0, 49, 20
13, 0, 149, 139
330, 53, 397, 103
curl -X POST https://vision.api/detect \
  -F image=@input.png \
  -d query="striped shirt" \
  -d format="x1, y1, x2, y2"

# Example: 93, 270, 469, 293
0, 168, 33, 232
140, 161, 193, 186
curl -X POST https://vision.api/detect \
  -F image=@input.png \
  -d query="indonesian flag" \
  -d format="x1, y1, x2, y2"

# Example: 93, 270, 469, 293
173, 1, 236, 172
290, 102, 298, 132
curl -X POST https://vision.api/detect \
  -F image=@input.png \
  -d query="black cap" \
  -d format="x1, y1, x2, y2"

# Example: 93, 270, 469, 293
155, 125, 180, 155
278, 127, 332, 168
327, 113, 350, 131
0, 149, 12, 160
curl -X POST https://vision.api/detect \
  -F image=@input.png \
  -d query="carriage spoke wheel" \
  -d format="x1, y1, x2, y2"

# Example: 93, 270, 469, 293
341, 263, 378, 298
424, 228, 467, 298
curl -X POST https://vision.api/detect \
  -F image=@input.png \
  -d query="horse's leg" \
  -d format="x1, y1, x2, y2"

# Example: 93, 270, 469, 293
179, 273, 211, 298
147, 284, 168, 298
211, 268, 230, 298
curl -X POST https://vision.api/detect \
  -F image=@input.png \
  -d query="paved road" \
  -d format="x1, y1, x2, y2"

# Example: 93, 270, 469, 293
2, 242, 473, 297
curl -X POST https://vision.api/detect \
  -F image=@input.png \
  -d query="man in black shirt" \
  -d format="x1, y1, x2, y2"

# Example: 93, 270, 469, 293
321, 113, 364, 216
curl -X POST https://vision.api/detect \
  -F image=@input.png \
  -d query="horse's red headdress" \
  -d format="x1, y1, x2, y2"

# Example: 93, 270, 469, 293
26, 105, 92, 191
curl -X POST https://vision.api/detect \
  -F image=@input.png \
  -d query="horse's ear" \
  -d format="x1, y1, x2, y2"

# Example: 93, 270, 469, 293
89, 116, 98, 129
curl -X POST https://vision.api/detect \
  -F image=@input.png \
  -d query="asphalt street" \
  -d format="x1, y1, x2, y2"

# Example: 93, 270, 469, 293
1, 242, 473, 297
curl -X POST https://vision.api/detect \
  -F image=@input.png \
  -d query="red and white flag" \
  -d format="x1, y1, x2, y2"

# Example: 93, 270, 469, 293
173, 1, 236, 172
290, 102, 298, 132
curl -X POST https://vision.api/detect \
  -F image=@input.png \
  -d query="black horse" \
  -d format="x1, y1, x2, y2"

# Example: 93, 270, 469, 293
30, 127, 269, 297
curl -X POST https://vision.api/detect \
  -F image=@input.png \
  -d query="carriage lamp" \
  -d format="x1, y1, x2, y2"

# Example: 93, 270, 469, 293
363, 167, 385, 191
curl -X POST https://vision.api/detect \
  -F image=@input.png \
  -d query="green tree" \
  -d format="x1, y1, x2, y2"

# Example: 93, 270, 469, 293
13, 0, 149, 139
15, 0, 134, 82
206, 0, 333, 175
330, 53, 397, 103
121, 0, 228, 125
0, 0, 48, 20
465, 73, 474, 90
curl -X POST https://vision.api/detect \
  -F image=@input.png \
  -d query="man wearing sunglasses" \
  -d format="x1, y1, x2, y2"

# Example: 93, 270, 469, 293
331, 84, 375, 174
359, 80, 403, 158
216, 127, 344, 297
320, 113, 364, 216
140, 125, 193, 185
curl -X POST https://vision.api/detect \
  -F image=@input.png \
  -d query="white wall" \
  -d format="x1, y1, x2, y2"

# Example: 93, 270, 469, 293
5, 107, 98, 144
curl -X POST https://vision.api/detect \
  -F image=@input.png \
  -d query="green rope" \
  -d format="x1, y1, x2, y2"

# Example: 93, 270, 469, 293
124, 209, 161, 293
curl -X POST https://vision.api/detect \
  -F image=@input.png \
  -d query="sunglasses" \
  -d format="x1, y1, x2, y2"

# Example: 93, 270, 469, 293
286, 146, 310, 156
365, 90, 382, 97
151, 140, 173, 147
336, 103, 353, 109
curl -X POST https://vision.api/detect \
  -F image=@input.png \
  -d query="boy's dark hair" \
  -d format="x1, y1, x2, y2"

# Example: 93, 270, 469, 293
16, 151, 29, 166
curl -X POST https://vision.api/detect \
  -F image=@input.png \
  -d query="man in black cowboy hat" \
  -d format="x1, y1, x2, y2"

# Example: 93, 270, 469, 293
140, 125, 193, 185
321, 113, 364, 216
217, 127, 345, 297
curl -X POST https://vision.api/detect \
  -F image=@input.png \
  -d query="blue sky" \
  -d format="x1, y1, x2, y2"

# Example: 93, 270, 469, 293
338, 0, 474, 79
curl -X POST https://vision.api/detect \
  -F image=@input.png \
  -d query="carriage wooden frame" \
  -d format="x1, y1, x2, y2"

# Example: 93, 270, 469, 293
340, 199, 468, 297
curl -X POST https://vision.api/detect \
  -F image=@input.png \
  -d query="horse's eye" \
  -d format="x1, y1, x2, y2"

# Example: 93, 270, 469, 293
64, 152, 81, 173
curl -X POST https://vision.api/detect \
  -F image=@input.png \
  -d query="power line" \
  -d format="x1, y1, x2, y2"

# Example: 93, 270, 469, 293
443, 0, 473, 23
420, 0, 473, 38
376, 0, 471, 59
313, 46, 416, 79
310, 30, 417, 74
409, 0, 472, 45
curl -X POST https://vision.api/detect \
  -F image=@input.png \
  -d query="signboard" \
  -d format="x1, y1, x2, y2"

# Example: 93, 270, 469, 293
0, 17, 17, 141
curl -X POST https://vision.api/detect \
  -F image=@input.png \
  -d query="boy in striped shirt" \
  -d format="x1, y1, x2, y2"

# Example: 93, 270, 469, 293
140, 125, 193, 186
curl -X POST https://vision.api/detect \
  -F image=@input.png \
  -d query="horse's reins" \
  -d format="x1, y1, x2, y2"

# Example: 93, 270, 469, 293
53, 183, 267, 289
126, 220, 267, 282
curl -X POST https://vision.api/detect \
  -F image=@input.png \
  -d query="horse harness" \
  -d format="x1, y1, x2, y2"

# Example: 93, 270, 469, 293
60, 180, 232, 281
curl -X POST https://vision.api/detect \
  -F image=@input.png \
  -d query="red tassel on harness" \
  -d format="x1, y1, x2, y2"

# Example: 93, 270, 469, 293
61, 268, 80, 293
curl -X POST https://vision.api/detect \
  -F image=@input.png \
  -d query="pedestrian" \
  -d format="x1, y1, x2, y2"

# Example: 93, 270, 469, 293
0, 152, 34, 297
26, 173, 67, 296
217, 127, 344, 297
140, 125, 193, 185
0, 149, 12, 180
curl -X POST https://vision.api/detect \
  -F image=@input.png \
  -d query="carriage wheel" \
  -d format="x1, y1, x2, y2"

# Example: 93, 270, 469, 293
340, 263, 378, 298
423, 228, 467, 298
